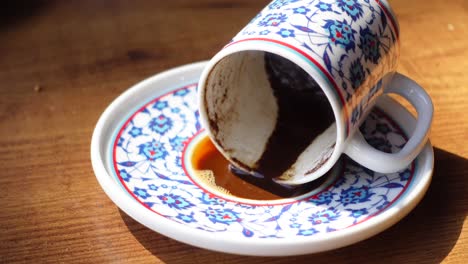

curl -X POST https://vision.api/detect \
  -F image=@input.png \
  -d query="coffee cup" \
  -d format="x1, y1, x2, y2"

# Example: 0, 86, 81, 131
198, 0, 433, 185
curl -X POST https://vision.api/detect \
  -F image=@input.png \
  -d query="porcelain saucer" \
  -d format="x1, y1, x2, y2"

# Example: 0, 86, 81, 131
91, 61, 433, 256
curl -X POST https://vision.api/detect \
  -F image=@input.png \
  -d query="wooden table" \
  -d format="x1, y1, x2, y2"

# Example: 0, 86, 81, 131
1, 0, 467, 263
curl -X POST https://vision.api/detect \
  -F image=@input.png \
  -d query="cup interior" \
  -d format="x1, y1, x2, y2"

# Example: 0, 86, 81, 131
201, 50, 338, 183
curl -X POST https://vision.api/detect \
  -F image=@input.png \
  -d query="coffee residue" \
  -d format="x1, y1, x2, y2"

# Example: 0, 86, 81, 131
192, 136, 326, 199
252, 53, 335, 180
194, 53, 335, 199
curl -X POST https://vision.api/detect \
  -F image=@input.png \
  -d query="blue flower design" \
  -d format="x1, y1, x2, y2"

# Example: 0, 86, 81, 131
347, 208, 368, 218
399, 168, 412, 181
268, 0, 299, 9
359, 27, 381, 64
376, 201, 390, 210
309, 207, 340, 225
338, 186, 374, 206
204, 208, 241, 225
293, 6, 310, 14
158, 193, 194, 210
337, 0, 364, 21
153, 101, 168, 110
277, 28, 295, 38
309, 191, 334, 205
315, 2, 332, 12
119, 169, 132, 182
323, 19, 356, 52
259, 29, 271, 35
148, 184, 158, 191
117, 137, 124, 147
297, 228, 319, 236
258, 13, 287, 27
134, 187, 151, 199
176, 212, 197, 223
128, 126, 143, 138
169, 136, 187, 151
149, 114, 173, 135
289, 222, 301, 228
349, 58, 365, 90
199, 193, 227, 206
174, 88, 189, 97
138, 139, 168, 161
175, 156, 182, 167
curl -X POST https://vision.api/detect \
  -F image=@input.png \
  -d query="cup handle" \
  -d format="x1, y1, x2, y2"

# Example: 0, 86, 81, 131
343, 73, 433, 173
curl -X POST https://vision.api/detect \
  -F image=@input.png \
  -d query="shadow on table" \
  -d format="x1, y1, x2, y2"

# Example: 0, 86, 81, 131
120, 147, 467, 263
0, 0, 49, 32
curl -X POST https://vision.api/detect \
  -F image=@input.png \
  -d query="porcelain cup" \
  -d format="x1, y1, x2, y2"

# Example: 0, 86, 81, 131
198, 0, 433, 184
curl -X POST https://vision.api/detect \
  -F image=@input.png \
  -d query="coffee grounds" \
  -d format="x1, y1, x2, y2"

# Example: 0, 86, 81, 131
251, 53, 335, 179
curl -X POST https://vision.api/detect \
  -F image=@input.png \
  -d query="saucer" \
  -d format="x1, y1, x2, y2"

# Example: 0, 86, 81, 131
91, 62, 433, 256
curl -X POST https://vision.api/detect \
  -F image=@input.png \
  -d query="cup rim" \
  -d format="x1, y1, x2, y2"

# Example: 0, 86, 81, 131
197, 41, 347, 183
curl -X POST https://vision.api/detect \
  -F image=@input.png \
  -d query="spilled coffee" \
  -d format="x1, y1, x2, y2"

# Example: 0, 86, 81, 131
192, 135, 326, 199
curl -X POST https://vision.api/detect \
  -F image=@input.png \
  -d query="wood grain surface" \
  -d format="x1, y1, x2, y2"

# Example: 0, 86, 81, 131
0, 0, 467, 263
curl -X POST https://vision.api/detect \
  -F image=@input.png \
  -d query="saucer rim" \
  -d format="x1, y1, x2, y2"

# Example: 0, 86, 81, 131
90, 61, 433, 256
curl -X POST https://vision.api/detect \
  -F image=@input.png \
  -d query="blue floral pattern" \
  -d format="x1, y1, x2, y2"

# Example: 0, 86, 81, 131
119, 169, 132, 182
128, 126, 143, 138
323, 19, 356, 52
134, 187, 151, 199
359, 26, 381, 63
258, 13, 288, 27
269, 0, 300, 9
153, 100, 168, 110
138, 139, 168, 161
277, 28, 296, 38
309, 191, 334, 205
293, 6, 311, 14
347, 208, 369, 219
158, 193, 194, 210
337, 0, 364, 21
338, 186, 374, 205
316, 2, 333, 12
149, 115, 173, 135
349, 58, 366, 90
112, 84, 413, 239
309, 207, 340, 225
169, 136, 187, 151
228, 0, 399, 136
204, 208, 241, 225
